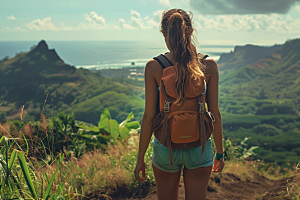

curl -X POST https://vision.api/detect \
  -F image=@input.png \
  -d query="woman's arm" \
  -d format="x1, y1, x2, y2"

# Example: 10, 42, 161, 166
135, 59, 159, 182
205, 59, 224, 172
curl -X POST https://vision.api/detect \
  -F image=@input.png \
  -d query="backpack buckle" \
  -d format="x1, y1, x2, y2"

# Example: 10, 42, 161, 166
198, 102, 204, 113
164, 101, 171, 112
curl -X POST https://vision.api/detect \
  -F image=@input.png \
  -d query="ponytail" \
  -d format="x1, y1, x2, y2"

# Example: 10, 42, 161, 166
161, 9, 205, 107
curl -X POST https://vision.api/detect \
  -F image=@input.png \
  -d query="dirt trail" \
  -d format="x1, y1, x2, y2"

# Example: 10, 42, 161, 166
85, 172, 297, 200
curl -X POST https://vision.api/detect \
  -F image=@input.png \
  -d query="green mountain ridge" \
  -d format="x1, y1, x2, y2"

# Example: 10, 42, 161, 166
220, 39, 300, 97
218, 38, 300, 165
218, 43, 282, 74
0, 40, 144, 124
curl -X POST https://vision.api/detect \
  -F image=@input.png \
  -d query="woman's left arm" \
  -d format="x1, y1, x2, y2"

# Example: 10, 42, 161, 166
134, 60, 159, 182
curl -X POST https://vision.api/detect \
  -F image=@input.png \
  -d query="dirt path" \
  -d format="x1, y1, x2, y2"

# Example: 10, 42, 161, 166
124, 173, 283, 200
85, 172, 297, 200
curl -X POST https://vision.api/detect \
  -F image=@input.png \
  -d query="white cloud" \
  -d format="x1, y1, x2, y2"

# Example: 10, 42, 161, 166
25, 11, 107, 31
118, 9, 163, 30
26, 17, 71, 31
26, 17, 56, 31
2, 26, 26, 32
130, 10, 141, 19
7, 15, 16, 20
194, 13, 300, 32
159, 0, 171, 7
16, 8, 300, 34
79, 11, 108, 29
296, 5, 300, 13
119, 18, 135, 30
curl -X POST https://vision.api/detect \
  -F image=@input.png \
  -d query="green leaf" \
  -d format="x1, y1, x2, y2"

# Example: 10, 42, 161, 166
119, 126, 130, 140
125, 121, 140, 130
98, 118, 119, 139
0, 136, 4, 144
8, 149, 17, 171
119, 112, 134, 128
77, 123, 99, 132
99, 108, 111, 126
17, 151, 38, 199
248, 146, 260, 154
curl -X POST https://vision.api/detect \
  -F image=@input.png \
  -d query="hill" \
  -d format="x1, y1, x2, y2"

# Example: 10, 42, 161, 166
217, 43, 282, 74
217, 38, 300, 165
0, 40, 145, 124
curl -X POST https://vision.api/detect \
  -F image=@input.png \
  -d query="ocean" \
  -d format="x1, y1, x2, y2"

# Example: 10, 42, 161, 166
0, 41, 234, 69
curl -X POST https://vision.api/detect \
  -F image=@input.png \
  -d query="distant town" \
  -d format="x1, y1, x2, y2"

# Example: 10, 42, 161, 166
95, 65, 145, 79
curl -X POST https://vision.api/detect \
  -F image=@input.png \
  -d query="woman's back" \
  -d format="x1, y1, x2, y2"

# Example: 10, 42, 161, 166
134, 8, 224, 200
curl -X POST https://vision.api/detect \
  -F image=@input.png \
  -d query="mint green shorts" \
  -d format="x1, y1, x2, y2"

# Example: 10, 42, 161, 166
152, 137, 214, 173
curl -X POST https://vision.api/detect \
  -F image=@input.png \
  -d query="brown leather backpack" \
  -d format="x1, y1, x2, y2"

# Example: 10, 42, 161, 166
152, 53, 215, 166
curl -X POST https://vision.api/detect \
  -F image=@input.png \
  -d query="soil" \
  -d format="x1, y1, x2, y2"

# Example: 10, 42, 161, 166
84, 172, 299, 200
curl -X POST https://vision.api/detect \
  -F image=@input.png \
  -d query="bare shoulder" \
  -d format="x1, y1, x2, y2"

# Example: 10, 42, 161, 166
145, 59, 163, 76
203, 58, 219, 77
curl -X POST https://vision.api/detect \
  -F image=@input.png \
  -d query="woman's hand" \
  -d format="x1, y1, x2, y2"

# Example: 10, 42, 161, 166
212, 158, 225, 173
134, 160, 146, 182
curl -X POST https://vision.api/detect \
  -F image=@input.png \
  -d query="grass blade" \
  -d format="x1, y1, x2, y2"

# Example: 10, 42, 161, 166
8, 149, 17, 171
0, 136, 4, 144
5, 137, 9, 185
22, 132, 29, 156
17, 151, 38, 199
11, 171, 25, 198
41, 177, 44, 199
45, 153, 64, 200
44, 171, 50, 184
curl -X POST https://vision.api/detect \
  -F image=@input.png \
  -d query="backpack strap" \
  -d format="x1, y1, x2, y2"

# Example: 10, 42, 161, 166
198, 53, 209, 60
198, 53, 209, 66
197, 79, 207, 166
153, 54, 173, 69
161, 82, 173, 165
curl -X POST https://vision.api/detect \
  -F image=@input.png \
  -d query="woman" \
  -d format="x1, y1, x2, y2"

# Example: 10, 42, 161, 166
134, 8, 224, 200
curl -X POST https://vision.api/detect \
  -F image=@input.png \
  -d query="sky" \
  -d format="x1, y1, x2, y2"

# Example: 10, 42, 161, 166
1, 0, 300, 45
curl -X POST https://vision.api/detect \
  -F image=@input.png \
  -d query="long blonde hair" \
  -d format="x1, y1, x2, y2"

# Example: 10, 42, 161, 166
160, 9, 205, 107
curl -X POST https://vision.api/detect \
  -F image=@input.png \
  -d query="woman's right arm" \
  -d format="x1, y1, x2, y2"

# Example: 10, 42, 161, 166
205, 59, 225, 172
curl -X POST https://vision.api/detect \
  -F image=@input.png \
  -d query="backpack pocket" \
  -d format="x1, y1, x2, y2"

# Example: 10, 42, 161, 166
169, 111, 199, 144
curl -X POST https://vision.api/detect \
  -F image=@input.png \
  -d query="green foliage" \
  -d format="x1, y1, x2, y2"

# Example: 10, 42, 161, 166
128, 136, 155, 193
211, 136, 260, 161
233, 137, 260, 160
0, 136, 77, 199
77, 108, 140, 143
253, 124, 282, 136
32, 109, 142, 158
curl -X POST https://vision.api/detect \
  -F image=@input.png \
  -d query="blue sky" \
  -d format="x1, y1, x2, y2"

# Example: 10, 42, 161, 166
1, 0, 300, 45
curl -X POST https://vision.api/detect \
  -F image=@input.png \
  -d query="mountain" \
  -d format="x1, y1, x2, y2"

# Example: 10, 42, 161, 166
217, 43, 282, 73
220, 38, 300, 86
217, 38, 300, 165
218, 38, 300, 118
0, 40, 145, 124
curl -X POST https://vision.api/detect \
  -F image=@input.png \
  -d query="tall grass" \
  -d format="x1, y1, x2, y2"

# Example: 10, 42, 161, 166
51, 134, 155, 198
0, 135, 78, 199
0, 118, 154, 199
